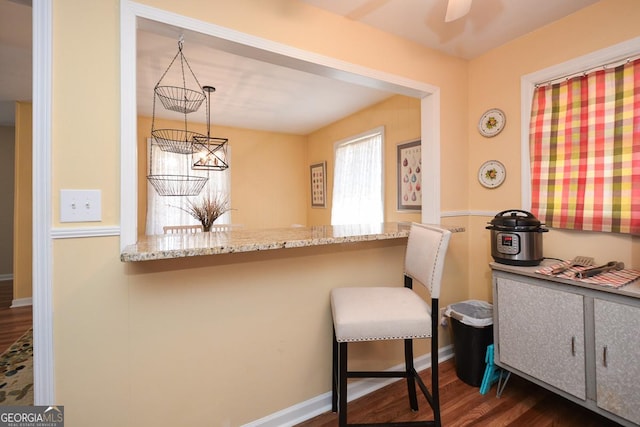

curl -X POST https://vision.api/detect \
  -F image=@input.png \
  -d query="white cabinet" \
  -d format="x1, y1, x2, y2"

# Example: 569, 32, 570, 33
496, 277, 586, 399
594, 299, 640, 425
492, 266, 640, 427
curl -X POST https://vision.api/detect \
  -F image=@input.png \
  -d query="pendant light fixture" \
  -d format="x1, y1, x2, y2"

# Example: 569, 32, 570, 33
192, 85, 229, 171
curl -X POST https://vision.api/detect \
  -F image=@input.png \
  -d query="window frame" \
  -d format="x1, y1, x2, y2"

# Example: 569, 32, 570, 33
331, 126, 385, 225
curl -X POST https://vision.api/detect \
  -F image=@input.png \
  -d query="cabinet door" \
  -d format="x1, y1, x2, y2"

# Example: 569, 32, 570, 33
594, 299, 640, 424
496, 277, 586, 399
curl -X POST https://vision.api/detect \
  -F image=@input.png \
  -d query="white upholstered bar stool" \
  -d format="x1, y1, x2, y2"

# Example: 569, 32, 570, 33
330, 223, 452, 427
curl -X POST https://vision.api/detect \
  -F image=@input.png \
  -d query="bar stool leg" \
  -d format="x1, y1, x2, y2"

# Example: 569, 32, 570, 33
405, 339, 419, 411
339, 342, 348, 427
431, 312, 441, 427
332, 330, 338, 412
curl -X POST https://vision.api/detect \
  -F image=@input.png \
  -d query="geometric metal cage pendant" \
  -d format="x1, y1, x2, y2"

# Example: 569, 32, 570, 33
192, 136, 229, 171
191, 85, 230, 171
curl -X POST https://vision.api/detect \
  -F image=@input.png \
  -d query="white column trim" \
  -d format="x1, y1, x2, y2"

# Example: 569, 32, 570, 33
32, 0, 55, 405
421, 90, 440, 224
120, 0, 138, 250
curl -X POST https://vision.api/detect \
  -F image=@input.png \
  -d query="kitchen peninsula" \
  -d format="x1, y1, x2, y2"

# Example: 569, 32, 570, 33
121, 222, 465, 262
119, 221, 465, 426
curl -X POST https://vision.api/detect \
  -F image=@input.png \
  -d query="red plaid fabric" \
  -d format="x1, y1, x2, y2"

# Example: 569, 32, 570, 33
537, 263, 640, 289
529, 58, 640, 235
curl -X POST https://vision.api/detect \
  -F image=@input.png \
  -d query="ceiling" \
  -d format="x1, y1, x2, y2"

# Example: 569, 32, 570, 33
0, 0, 600, 131
300, 0, 600, 59
136, 22, 395, 135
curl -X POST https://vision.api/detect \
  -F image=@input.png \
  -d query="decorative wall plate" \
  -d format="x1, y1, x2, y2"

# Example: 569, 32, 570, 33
478, 160, 506, 188
478, 108, 506, 137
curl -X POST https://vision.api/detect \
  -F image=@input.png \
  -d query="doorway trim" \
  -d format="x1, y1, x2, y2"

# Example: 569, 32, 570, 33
120, 0, 442, 249
33, 0, 55, 404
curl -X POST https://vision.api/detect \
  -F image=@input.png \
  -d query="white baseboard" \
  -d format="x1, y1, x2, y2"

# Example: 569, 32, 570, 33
11, 297, 33, 308
242, 345, 454, 427
0, 276, 32, 307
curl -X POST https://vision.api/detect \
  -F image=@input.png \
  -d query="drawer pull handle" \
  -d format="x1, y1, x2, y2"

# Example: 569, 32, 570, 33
571, 336, 575, 356
603, 346, 608, 367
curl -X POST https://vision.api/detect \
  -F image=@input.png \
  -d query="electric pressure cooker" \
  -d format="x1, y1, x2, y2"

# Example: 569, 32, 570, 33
486, 209, 548, 266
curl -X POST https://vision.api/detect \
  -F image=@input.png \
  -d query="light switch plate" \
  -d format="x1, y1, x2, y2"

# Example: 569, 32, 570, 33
60, 189, 102, 223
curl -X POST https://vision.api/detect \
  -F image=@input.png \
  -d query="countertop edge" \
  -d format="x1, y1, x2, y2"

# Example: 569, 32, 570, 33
121, 223, 465, 262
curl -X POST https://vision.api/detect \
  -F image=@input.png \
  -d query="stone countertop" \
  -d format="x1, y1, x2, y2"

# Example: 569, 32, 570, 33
121, 222, 465, 262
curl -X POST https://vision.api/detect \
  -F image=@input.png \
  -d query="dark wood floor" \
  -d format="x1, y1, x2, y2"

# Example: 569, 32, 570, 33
0, 280, 33, 353
296, 358, 621, 427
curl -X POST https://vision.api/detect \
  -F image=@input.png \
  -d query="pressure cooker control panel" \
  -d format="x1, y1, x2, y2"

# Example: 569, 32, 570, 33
495, 232, 520, 255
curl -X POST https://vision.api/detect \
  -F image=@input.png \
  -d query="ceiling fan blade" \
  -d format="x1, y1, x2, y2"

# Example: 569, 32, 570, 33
445, 0, 472, 22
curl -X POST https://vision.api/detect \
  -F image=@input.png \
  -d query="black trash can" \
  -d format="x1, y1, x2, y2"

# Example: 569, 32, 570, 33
445, 300, 494, 387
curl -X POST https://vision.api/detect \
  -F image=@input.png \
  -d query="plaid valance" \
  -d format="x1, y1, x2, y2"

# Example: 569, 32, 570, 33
529, 57, 640, 235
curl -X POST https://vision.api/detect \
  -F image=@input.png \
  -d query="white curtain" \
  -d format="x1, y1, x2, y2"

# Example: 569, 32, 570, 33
145, 139, 231, 235
331, 129, 383, 225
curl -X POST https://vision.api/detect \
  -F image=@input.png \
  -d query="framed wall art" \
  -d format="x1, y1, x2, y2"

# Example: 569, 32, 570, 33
310, 161, 327, 208
397, 140, 421, 211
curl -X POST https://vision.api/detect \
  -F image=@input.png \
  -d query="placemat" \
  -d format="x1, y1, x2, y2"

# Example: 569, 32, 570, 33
536, 262, 640, 289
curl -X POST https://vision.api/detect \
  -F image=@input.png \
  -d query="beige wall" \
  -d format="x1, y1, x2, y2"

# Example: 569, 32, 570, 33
307, 95, 422, 226
137, 116, 308, 232
467, 0, 640, 300
13, 102, 31, 300
47, 0, 640, 426
0, 126, 14, 277
52, 2, 120, 229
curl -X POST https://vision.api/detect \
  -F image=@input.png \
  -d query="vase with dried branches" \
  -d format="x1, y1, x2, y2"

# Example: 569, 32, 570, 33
175, 193, 232, 231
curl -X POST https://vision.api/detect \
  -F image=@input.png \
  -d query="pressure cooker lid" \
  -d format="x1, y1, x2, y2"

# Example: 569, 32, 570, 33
489, 209, 543, 230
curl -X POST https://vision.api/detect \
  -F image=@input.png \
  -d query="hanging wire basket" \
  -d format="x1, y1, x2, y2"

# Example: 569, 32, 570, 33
147, 174, 208, 197
146, 38, 212, 197
154, 85, 206, 114
151, 128, 206, 154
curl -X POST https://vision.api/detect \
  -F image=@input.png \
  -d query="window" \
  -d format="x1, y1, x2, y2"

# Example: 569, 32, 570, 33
145, 140, 231, 235
331, 127, 384, 225
529, 58, 640, 235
